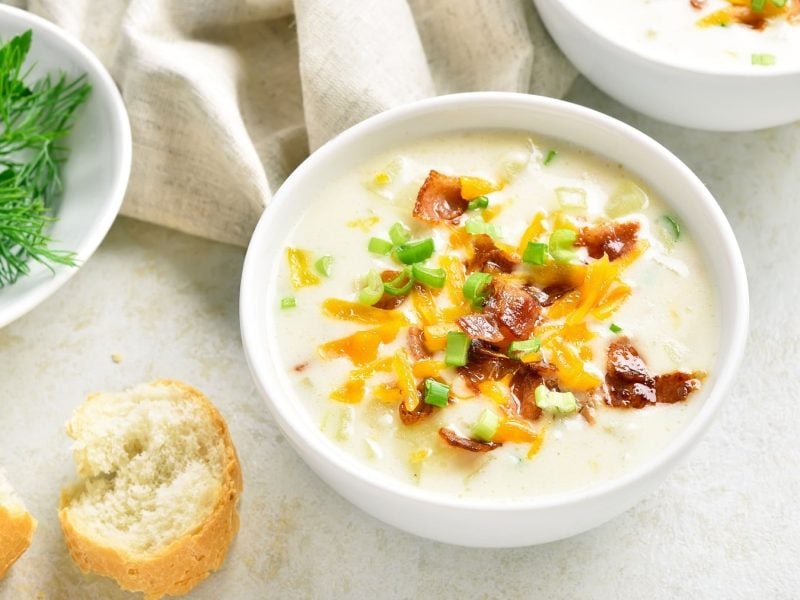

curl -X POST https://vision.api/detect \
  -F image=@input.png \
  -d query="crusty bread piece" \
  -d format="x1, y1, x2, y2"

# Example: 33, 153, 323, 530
59, 379, 243, 600
0, 469, 36, 578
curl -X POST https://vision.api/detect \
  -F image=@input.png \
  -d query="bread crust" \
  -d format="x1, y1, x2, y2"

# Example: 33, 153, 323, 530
0, 503, 36, 579
59, 379, 243, 600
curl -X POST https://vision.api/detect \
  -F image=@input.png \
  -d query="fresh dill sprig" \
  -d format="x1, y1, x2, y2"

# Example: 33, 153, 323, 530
0, 29, 91, 287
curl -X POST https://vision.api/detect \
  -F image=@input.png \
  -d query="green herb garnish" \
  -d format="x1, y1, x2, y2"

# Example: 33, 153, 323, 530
543, 149, 558, 166
0, 30, 91, 287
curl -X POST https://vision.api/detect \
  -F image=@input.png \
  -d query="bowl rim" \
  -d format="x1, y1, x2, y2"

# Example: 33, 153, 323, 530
537, 0, 800, 77
0, 4, 132, 328
240, 91, 749, 512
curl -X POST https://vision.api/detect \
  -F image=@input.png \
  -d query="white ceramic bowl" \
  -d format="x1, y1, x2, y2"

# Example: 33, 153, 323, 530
534, 0, 800, 131
0, 5, 131, 328
240, 93, 748, 547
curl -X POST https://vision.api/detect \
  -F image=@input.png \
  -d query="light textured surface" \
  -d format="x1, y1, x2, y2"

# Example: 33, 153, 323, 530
0, 79, 798, 598
5, 0, 576, 247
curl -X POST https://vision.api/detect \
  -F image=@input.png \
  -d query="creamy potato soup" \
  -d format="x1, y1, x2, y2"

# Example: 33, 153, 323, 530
570, 0, 800, 69
270, 131, 718, 500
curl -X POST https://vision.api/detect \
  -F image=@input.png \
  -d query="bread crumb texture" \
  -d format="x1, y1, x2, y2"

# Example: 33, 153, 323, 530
59, 380, 243, 599
0, 469, 37, 579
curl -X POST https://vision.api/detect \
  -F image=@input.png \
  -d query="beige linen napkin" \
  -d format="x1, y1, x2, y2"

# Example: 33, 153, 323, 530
8, 0, 576, 246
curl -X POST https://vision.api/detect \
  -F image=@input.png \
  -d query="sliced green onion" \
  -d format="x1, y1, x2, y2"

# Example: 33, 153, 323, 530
444, 331, 470, 367
609, 323, 623, 334
467, 195, 489, 211
534, 385, 577, 415
368, 237, 393, 255
549, 228, 578, 264
396, 238, 434, 264
522, 241, 548, 266
508, 338, 541, 358
314, 255, 333, 277
389, 222, 411, 246
606, 180, 648, 218
465, 215, 502, 239
752, 0, 766, 10
463, 272, 492, 307
383, 267, 414, 296
280, 296, 296, 309
411, 263, 446, 289
555, 187, 587, 211
471, 409, 500, 442
772, 0, 787, 7
752, 53, 776, 66
358, 269, 384, 305
543, 149, 558, 166
657, 214, 681, 247
423, 379, 450, 408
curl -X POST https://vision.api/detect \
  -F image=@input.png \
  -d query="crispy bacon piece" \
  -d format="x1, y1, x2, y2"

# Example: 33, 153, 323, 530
398, 383, 433, 425
407, 326, 430, 360
524, 284, 573, 307
412, 170, 468, 223
509, 366, 543, 421
374, 270, 409, 310
689, 0, 705, 9
483, 279, 541, 341
577, 221, 640, 261
438, 428, 500, 452
605, 337, 703, 409
654, 372, 703, 404
457, 313, 504, 344
458, 340, 517, 390
467, 234, 520, 274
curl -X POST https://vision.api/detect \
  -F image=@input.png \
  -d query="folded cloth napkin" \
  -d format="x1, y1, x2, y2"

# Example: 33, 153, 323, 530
9, 0, 576, 246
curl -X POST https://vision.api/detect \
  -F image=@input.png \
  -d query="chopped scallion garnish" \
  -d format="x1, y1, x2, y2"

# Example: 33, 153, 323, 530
752, 0, 766, 10
396, 238, 434, 264
609, 323, 623, 334
752, 53, 775, 66
657, 214, 681, 246
522, 241, 548, 266
508, 338, 541, 358
389, 222, 411, 246
368, 237, 393, 255
423, 379, 450, 408
534, 385, 577, 415
314, 255, 333, 277
462, 272, 492, 307
471, 409, 500, 442
383, 267, 414, 296
771, 0, 787, 7
464, 215, 502, 239
467, 195, 489, 211
280, 296, 296, 309
411, 263, 446, 289
543, 149, 558, 166
548, 228, 577, 264
358, 269, 384, 305
444, 331, 470, 367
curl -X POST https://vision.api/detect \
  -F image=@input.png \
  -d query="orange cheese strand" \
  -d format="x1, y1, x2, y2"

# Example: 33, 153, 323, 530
459, 176, 501, 200
546, 338, 601, 391
286, 247, 320, 289
478, 379, 511, 405
318, 323, 402, 365
322, 298, 406, 325
439, 255, 469, 309
527, 427, 547, 459
517, 212, 545, 254
592, 282, 632, 321
392, 348, 419, 411
372, 383, 402, 404
412, 359, 446, 379
330, 379, 365, 404
546, 289, 581, 320
410, 285, 439, 326
422, 323, 455, 352
494, 418, 540, 444
482, 202, 507, 222
567, 254, 616, 325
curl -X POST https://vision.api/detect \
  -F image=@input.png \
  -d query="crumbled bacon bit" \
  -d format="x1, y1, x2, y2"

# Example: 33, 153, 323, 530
577, 221, 639, 261
407, 326, 430, 360
483, 279, 541, 341
509, 366, 543, 421
374, 270, 409, 310
413, 170, 468, 223
467, 234, 520, 274
293, 361, 310, 372
438, 428, 500, 452
457, 313, 504, 344
605, 337, 703, 409
689, 0, 705, 9
398, 385, 433, 425
458, 340, 517, 390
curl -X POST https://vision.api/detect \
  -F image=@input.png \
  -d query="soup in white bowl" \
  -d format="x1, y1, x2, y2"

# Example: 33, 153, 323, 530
570, 0, 800, 70
270, 130, 718, 500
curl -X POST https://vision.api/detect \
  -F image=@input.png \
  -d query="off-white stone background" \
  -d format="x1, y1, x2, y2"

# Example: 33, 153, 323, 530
0, 79, 797, 599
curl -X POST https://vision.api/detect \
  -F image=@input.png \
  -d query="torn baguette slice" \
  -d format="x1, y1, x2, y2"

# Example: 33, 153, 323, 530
59, 380, 243, 600
0, 470, 36, 579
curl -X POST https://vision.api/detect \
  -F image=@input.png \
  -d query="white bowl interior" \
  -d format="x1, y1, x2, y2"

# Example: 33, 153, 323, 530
0, 6, 131, 327
241, 94, 748, 516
